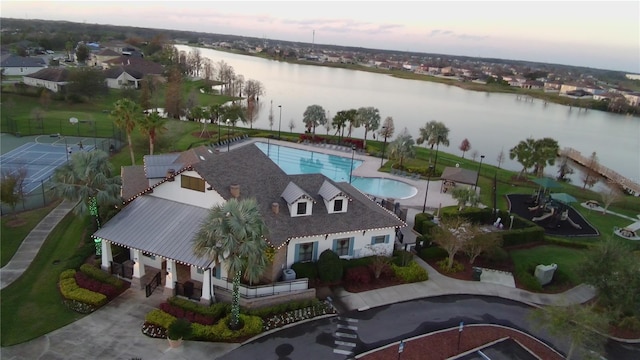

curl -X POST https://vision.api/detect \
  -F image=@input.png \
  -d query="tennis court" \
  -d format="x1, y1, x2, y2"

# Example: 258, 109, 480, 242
0, 136, 95, 194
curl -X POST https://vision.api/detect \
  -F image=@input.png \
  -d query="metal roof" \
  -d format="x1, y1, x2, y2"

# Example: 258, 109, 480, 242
281, 181, 314, 205
143, 154, 182, 178
318, 180, 350, 201
93, 196, 212, 268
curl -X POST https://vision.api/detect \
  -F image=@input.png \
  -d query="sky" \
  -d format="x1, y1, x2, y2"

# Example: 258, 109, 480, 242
2, 1, 639, 72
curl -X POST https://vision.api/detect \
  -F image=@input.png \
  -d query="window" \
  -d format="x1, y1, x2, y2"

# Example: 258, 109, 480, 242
181, 174, 205, 192
298, 242, 314, 262
297, 202, 307, 215
333, 199, 343, 212
371, 235, 386, 245
196, 268, 204, 274
334, 238, 351, 257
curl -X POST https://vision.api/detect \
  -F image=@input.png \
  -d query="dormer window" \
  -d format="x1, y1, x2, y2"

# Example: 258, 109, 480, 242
333, 199, 343, 212
297, 202, 307, 215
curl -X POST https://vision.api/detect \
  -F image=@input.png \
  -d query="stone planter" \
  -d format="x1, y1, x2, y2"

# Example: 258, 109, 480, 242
168, 338, 183, 348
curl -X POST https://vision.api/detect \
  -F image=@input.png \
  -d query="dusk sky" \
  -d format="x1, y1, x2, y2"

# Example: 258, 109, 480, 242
2, 1, 639, 72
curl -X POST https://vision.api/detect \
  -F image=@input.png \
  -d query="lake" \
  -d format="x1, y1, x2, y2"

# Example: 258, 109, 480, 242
176, 45, 640, 184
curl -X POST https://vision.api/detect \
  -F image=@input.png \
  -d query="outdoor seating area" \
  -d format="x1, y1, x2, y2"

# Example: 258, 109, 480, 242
210, 134, 248, 149
390, 168, 421, 180
614, 220, 640, 241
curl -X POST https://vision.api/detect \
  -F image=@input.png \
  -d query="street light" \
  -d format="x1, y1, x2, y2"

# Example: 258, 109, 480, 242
226, 119, 231, 152
474, 155, 485, 191
380, 126, 388, 167
349, 145, 356, 184
278, 105, 282, 140
422, 165, 435, 213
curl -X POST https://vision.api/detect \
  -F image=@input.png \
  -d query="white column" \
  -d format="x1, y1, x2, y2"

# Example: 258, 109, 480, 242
165, 260, 176, 289
132, 249, 145, 278
200, 269, 212, 304
100, 239, 113, 271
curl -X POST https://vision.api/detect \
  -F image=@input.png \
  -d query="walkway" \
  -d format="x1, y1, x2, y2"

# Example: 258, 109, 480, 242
0, 199, 76, 290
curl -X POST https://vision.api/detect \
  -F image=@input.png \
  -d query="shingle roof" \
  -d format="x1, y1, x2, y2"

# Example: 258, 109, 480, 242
121, 165, 148, 201
23, 67, 69, 82
318, 180, 350, 201
97, 48, 120, 56
93, 196, 211, 268
104, 56, 164, 75
1, 55, 46, 68
281, 181, 315, 205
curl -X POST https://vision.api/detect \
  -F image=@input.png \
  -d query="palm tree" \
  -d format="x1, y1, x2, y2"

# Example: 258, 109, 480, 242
111, 98, 142, 165
417, 120, 450, 149
52, 150, 121, 230
193, 198, 269, 330
302, 104, 327, 135
388, 128, 415, 168
355, 106, 381, 148
509, 137, 537, 178
138, 110, 167, 155
332, 110, 349, 141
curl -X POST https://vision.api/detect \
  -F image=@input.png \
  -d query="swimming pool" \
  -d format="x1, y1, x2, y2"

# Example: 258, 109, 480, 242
255, 142, 417, 199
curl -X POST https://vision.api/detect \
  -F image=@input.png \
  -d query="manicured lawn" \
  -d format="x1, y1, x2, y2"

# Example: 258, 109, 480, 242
0, 201, 60, 267
509, 245, 587, 286
0, 213, 91, 346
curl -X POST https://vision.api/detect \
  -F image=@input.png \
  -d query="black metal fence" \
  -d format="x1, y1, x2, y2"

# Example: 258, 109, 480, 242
175, 281, 203, 301
0, 176, 58, 215
110, 260, 133, 280
145, 272, 161, 298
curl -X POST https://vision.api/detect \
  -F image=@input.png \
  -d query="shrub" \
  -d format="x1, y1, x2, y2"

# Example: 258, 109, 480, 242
245, 299, 321, 318
291, 262, 318, 280
392, 261, 428, 283
502, 226, 545, 247
167, 318, 193, 340
145, 309, 177, 328
517, 271, 543, 292
80, 263, 125, 288
618, 316, 640, 332
60, 269, 76, 280
414, 212, 434, 233
392, 250, 413, 267
421, 221, 438, 237
436, 259, 464, 273
160, 302, 216, 325
419, 246, 448, 261
345, 266, 372, 285
481, 246, 510, 265
317, 249, 343, 283
342, 256, 375, 270
167, 297, 229, 320
59, 277, 107, 307
191, 314, 263, 341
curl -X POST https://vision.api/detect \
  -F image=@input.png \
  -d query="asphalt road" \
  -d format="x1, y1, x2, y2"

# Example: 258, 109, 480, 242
218, 295, 640, 360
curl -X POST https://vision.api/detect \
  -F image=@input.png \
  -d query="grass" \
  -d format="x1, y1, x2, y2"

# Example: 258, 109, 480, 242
0, 201, 61, 267
509, 245, 587, 286
0, 213, 92, 346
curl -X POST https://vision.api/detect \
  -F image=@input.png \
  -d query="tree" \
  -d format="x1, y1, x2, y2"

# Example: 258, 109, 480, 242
193, 198, 269, 330
66, 67, 107, 100
164, 66, 184, 119
138, 110, 166, 155
302, 104, 326, 135
463, 232, 502, 264
451, 187, 480, 210
379, 116, 395, 140
223, 103, 246, 126
354, 106, 381, 148
343, 109, 358, 137
529, 304, 609, 360
30, 107, 45, 131
364, 244, 391, 280
578, 236, 640, 317
496, 147, 505, 169
268, 100, 275, 130
417, 120, 450, 149
432, 216, 479, 270
52, 150, 121, 229
532, 137, 559, 177
244, 98, 260, 129
288, 119, 296, 133
387, 128, 415, 168
470, 150, 479, 162
111, 98, 142, 165
556, 154, 574, 182
459, 138, 471, 158
582, 152, 599, 189
509, 137, 537, 178
139, 78, 152, 111
332, 110, 350, 140
0, 167, 27, 215
75, 43, 90, 63
244, 79, 264, 103
39, 90, 52, 110
600, 182, 623, 214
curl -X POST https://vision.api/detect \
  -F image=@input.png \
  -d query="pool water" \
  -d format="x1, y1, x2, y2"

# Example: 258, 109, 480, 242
256, 142, 417, 199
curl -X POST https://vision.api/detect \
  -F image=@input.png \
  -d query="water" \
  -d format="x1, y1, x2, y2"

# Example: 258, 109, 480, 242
255, 142, 417, 199
176, 45, 640, 183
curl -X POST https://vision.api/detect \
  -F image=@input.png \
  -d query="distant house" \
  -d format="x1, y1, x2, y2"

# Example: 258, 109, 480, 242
91, 48, 121, 67
22, 68, 69, 93
0, 54, 46, 76
522, 80, 544, 90
544, 81, 562, 92
623, 92, 640, 107
103, 57, 164, 89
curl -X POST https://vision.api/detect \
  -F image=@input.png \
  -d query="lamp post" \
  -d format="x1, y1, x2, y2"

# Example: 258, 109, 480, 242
226, 119, 231, 152
422, 165, 434, 213
380, 126, 388, 167
278, 105, 282, 140
349, 145, 356, 184
474, 155, 485, 191
216, 110, 221, 144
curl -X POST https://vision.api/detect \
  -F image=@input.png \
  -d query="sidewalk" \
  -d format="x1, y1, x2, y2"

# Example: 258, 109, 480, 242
0, 199, 77, 289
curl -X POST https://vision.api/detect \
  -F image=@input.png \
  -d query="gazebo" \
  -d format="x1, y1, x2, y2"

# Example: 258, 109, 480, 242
440, 166, 478, 193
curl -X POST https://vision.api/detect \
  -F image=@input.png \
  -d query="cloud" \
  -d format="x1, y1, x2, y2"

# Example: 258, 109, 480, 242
427, 29, 487, 42
281, 17, 403, 35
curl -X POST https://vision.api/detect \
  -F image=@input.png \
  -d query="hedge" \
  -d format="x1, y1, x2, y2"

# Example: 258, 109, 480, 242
414, 212, 434, 233
167, 296, 229, 319
419, 246, 449, 261
80, 263, 125, 288
59, 277, 107, 307
145, 308, 177, 329
392, 261, 429, 283
191, 314, 263, 341
501, 226, 545, 247
291, 262, 318, 280
245, 298, 319, 318
341, 256, 375, 270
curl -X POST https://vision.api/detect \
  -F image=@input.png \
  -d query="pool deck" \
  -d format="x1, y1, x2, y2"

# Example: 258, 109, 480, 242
230, 138, 458, 213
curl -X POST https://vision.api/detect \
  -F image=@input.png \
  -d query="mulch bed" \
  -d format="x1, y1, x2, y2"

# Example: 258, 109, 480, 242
359, 325, 564, 360
342, 276, 405, 293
